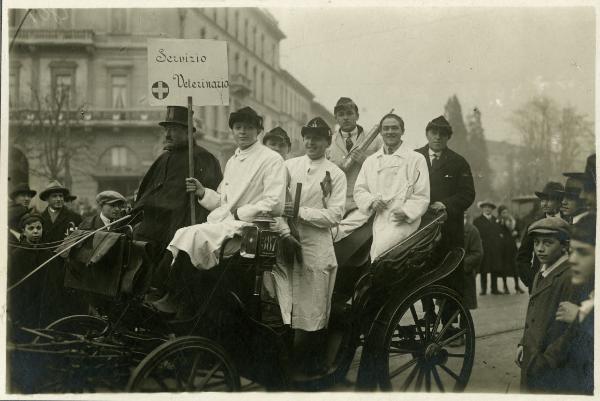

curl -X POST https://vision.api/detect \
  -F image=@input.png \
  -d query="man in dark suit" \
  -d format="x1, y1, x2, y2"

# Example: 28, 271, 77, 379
416, 115, 476, 297
79, 190, 127, 231
515, 181, 564, 292
38, 180, 85, 322
473, 200, 504, 295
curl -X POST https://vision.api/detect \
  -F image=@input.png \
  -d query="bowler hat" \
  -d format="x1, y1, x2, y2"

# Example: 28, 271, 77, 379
554, 177, 584, 199
528, 216, 570, 239
159, 106, 196, 132
10, 183, 37, 200
96, 190, 127, 206
564, 153, 596, 188
334, 97, 359, 115
39, 180, 70, 201
477, 199, 497, 209
534, 181, 564, 199
426, 115, 453, 137
228, 106, 263, 130
301, 117, 332, 142
263, 127, 291, 147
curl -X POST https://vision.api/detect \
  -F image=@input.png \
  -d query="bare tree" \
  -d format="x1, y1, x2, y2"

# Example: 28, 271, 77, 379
510, 96, 594, 194
11, 85, 91, 189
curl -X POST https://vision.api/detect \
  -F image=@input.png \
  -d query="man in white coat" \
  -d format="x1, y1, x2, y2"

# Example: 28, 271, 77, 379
273, 117, 347, 375
354, 113, 430, 260
152, 107, 286, 314
326, 97, 383, 242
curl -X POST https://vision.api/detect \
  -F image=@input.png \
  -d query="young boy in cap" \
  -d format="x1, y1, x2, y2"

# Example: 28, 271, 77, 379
263, 126, 291, 159
515, 217, 576, 393
553, 213, 595, 394
271, 116, 347, 375
79, 190, 128, 231
327, 97, 383, 242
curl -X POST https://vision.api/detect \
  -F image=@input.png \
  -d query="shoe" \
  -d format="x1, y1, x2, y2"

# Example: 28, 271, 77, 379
479, 291, 487, 296
515, 287, 525, 294
503, 287, 510, 295
150, 293, 178, 314
491, 290, 501, 295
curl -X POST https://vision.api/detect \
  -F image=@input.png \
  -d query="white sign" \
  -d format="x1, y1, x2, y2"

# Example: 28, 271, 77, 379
147, 39, 229, 107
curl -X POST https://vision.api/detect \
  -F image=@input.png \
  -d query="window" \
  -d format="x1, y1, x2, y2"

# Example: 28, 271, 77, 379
50, 60, 77, 107
252, 26, 257, 53
244, 19, 248, 47
252, 66, 257, 97
200, 28, 206, 39
111, 146, 128, 167
260, 71, 264, 102
234, 53, 239, 74
111, 9, 127, 33
244, 59, 248, 78
271, 76, 276, 105
234, 10, 239, 39
260, 34, 264, 59
111, 75, 127, 108
54, 74, 73, 105
272, 43, 276, 66
224, 8, 229, 32
9, 73, 19, 106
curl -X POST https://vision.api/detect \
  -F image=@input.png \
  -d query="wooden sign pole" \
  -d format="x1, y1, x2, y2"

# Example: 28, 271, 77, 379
188, 96, 196, 225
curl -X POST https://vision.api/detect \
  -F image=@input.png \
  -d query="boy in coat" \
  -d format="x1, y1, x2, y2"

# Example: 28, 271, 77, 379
515, 217, 575, 393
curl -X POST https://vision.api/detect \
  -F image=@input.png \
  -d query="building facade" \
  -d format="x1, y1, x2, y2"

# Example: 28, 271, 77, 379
8, 8, 332, 210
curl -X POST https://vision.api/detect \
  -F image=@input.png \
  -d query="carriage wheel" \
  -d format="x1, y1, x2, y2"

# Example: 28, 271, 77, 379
378, 285, 475, 392
33, 314, 108, 344
126, 336, 241, 392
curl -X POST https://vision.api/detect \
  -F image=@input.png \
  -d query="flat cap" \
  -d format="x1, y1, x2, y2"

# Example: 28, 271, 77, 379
263, 126, 291, 146
528, 216, 570, 238
334, 97, 358, 114
96, 190, 127, 206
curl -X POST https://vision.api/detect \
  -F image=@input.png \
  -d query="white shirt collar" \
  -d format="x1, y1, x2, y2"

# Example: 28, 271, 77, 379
339, 126, 358, 140
540, 253, 569, 278
100, 213, 111, 227
234, 140, 261, 160
375, 141, 409, 158
429, 148, 442, 158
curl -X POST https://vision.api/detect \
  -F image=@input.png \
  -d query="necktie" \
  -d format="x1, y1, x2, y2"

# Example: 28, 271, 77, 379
431, 154, 440, 169
345, 135, 354, 153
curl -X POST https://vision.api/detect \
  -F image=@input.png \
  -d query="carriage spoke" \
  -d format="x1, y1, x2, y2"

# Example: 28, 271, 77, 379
438, 363, 462, 384
425, 365, 432, 392
435, 310, 460, 342
186, 353, 202, 391
409, 305, 425, 342
400, 362, 420, 391
431, 298, 446, 337
438, 329, 466, 348
390, 340, 421, 354
197, 360, 223, 391
149, 372, 170, 392
414, 365, 425, 391
389, 356, 419, 379
431, 366, 445, 392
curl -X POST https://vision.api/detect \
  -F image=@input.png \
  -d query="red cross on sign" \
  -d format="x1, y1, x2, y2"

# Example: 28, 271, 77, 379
151, 81, 169, 100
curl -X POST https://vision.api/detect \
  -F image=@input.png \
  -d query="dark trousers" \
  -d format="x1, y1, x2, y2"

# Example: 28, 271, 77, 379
480, 272, 499, 293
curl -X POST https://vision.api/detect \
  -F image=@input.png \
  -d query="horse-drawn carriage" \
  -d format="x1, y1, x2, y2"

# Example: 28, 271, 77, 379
8, 209, 474, 393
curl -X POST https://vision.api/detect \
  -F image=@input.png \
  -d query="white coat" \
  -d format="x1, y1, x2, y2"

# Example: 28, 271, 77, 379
167, 141, 287, 269
273, 155, 347, 331
354, 142, 430, 260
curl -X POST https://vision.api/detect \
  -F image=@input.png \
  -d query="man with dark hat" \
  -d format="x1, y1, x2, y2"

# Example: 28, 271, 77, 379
562, 153, 596, 218
132, 105, 223, 273
263, 126, 291, 159
9, 183, 37, 208
416, 115, 476, 296
154, 106, 286, 315
79, 190, 128, 231
516, 181, 565, 292
473, 200, 504, 295
273, 116, 347, 374
39, 180, 83, 244
327, 97, 383, 241
557, 177, 588, 224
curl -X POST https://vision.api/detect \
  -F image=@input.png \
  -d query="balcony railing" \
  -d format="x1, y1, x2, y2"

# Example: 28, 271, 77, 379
10, 29, 95, 46
9, 108, 164, 126
229, 73, 252, 97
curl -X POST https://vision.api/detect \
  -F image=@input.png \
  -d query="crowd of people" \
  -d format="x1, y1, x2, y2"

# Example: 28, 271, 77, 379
6, 96, 595, 393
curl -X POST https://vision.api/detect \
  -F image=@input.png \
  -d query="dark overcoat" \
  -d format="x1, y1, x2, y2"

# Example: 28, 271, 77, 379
463, 222, 483, 309
133, 145, 223, 253
520, 257, 578, 393
415, 145, 475, 294
473, 215, 504, 274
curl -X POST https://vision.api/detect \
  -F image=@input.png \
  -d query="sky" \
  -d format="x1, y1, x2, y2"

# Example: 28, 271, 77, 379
268, 6, 595, 148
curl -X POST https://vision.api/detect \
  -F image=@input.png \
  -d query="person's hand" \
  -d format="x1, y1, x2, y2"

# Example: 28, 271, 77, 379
391, 210, 408, 223
429, 201, 446, 211
371, 199, 387, 213
515, 345, 523, 368
349, 149, 367, 164
283, 202, 294, 218
556, 301, 579, 323
185, 177, 205, 198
